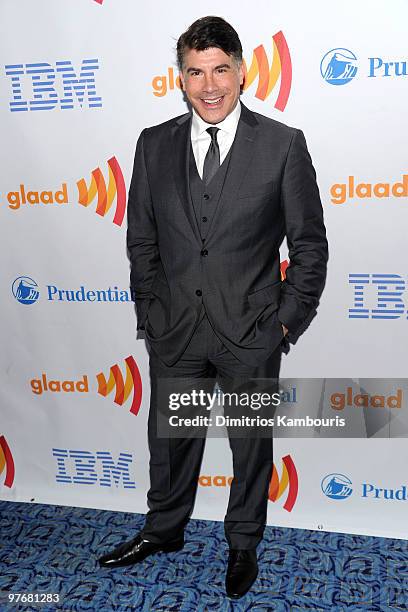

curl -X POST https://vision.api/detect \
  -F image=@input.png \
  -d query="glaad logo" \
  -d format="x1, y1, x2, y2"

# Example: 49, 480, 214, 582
330, 175, 408, 205
7, 184, 68, 211
97, 356, 142, 416
152, 31, 292, 111
12, 276, 40, 305
198, 455, 298, 511
0, 436, 15, 488
321, 473, 353, 499
348, 273, 408, 319
77, 156, 126, 226
268, 454, 298, 511
320, 48, 358, 85
199, 475, 234, 487
30, 357, 142, 416
330, 387, 402, 411
31, 374, 89, 396
52, 449, 135, 488
5, 156, 126, 226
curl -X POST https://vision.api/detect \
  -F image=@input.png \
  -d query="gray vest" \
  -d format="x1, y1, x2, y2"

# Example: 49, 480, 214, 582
189, 142, 232, 243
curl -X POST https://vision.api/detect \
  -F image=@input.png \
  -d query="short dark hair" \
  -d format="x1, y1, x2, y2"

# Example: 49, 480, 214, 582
177, 16, 243, 71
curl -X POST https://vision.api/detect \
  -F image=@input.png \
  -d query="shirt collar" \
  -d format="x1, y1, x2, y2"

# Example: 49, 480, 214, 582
191, 100, 241, 140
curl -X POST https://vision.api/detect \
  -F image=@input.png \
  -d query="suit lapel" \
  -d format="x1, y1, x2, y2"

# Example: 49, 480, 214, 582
204, 102, 259, 240
171, 113, 202, 244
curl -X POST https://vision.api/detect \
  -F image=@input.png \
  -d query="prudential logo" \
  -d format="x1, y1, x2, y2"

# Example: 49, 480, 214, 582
320, 48, 358, 85
12, 275, 134, 306
321, 473, 353, 499
12, 276, 40, 304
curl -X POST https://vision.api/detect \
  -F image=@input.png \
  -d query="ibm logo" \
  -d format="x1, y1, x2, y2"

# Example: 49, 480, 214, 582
4, 59, 102, 112
349, 274, 407, 319
52, 449, 135, 488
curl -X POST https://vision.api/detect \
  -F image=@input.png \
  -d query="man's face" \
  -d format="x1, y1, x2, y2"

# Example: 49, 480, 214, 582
180, 47, 244, 124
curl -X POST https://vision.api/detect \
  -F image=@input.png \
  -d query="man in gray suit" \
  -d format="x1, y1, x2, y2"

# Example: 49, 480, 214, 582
99, 16, 328, 599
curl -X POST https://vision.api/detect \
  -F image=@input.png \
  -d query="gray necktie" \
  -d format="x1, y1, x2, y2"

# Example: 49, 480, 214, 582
202, 127, 220, 184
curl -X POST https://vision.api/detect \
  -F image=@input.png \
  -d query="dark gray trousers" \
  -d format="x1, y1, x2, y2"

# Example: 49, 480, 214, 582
142, 306, 281, 549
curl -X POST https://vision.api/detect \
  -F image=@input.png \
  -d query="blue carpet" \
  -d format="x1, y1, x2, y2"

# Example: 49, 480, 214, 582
0, 500, 407, 611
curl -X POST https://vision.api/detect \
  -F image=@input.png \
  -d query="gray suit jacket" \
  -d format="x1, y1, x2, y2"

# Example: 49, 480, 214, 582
127, 102, 328, 366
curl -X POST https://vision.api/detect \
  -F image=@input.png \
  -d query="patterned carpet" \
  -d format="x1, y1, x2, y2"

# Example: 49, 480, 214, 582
0, 500, 407, 611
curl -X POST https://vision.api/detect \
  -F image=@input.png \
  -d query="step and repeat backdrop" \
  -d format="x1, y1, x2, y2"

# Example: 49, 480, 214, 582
1, 0, 408, 540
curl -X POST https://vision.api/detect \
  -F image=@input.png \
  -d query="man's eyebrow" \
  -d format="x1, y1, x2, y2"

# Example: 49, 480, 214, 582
186, 63, 232, 73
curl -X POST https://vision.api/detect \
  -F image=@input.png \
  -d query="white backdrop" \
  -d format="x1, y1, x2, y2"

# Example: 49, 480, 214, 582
1, 0, 408, 541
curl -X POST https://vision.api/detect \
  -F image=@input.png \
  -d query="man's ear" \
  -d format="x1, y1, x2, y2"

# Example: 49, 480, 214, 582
179, 72, 185, 90
239, 62, 244, 86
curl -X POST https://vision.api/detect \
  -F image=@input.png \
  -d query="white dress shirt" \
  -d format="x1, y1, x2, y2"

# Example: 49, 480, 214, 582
190, 101, 241, 179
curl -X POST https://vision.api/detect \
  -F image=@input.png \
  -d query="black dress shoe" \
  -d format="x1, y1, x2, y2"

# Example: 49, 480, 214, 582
98, 533, 184, 568
225, 549, 258, 599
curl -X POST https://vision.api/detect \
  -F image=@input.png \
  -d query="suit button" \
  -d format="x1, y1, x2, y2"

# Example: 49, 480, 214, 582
195, 289, 202, 296
202, 216, 207, 222
203, 194, 209, 200
201, 249, 208, 257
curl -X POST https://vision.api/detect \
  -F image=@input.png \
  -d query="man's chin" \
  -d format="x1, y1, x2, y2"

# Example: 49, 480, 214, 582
194, 109, 228, 125
192, 99, 230, 124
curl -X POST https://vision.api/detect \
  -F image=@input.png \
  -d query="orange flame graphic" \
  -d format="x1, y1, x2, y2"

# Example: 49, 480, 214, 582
0, 436, 15, 488
243, 31, 292, 111
268, 454, 298, 511
96, 356, 142, 416
77, 156, 126, 226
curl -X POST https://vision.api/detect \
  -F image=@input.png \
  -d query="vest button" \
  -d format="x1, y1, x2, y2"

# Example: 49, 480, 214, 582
201, 249, 208, 257
203, 194, 210, 200
195, 289, 202, 296
202, 216, 208, 222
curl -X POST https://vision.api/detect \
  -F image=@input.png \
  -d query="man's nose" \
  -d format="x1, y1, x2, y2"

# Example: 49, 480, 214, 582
203, 73, 217, 91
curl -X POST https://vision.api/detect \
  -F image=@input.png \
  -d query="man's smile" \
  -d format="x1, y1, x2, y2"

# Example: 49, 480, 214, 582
200, 95, 225, 109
